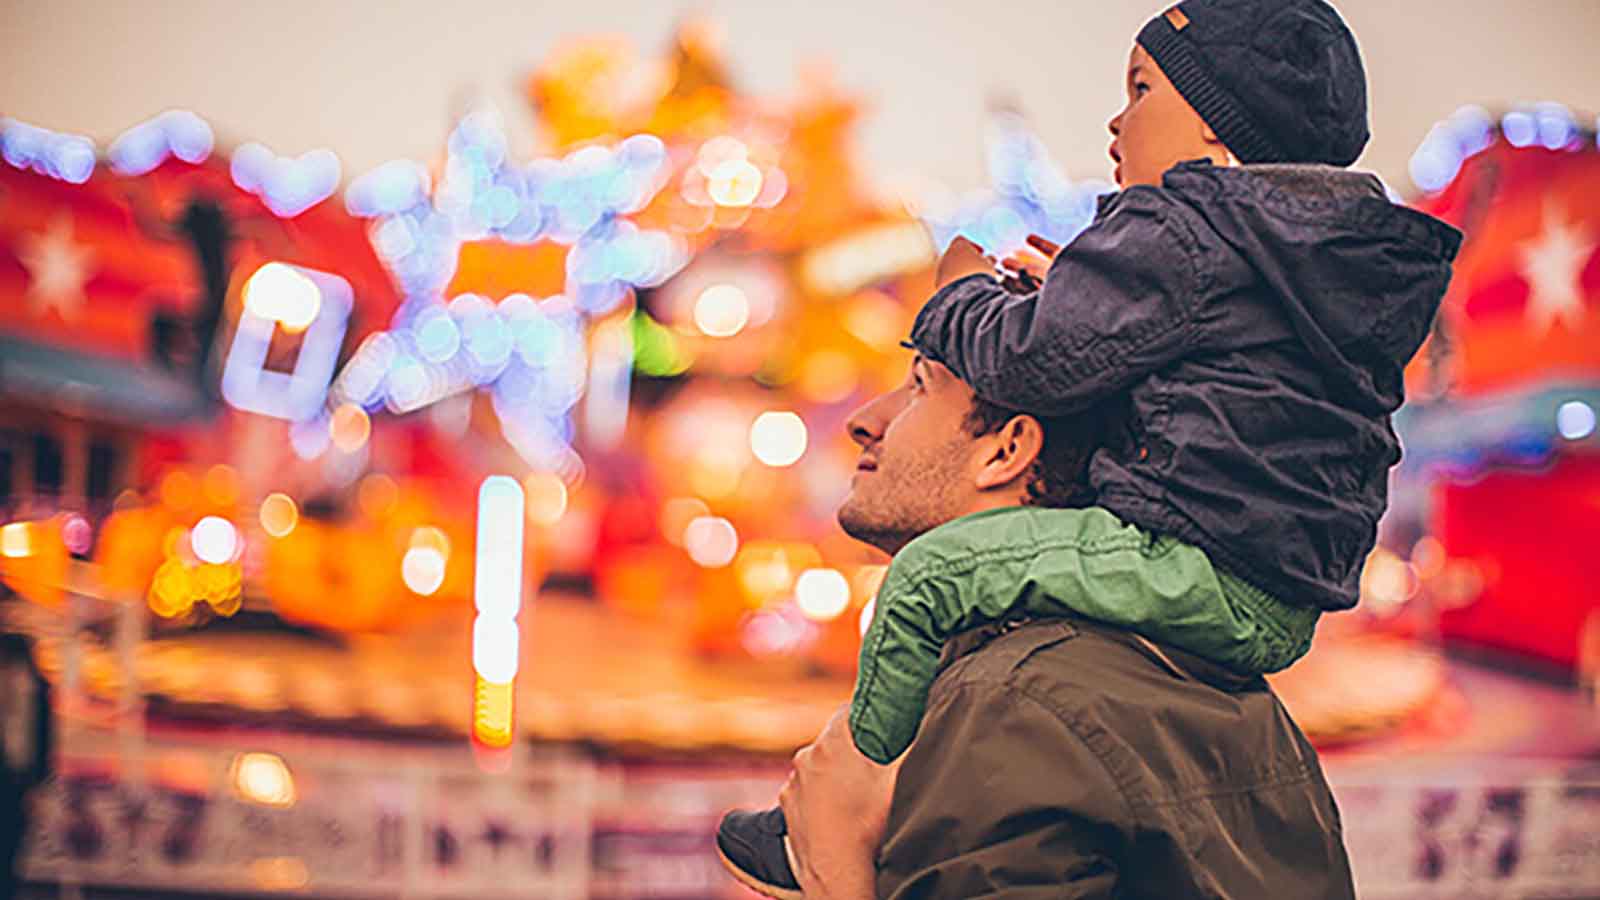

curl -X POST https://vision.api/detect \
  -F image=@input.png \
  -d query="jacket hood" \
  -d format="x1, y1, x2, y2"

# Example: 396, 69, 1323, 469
1161, 161, 1462, 413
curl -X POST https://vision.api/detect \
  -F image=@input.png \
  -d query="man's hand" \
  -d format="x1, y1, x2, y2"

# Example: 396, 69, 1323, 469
935, 236, 999, 289
779, 705, 901, 900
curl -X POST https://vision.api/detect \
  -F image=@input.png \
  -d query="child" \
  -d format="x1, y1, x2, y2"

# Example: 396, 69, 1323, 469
719, 0, 1461, 895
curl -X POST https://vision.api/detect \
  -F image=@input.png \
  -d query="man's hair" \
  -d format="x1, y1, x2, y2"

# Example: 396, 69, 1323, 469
963, 396, 1104, 509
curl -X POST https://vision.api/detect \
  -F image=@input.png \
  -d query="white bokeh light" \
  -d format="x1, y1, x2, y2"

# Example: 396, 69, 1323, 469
693, 284, 750, 337
684, 516, 738, 568
191, 516, 239, 564
750, 411, 808, 467
795, 568, 851, 621
1557, 400, 1596, 440
401, 546, 447, 596
472, 615, 520, 684
243, 262, 321, 333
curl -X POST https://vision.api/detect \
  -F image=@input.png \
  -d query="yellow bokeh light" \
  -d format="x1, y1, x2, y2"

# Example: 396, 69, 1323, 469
259, 493, 298, 538
522, 472, 569, 526
329, 404, 372, 453
231, 752, 296, 808
750, 411, 807, 467
707, 159, 763, 207
795, 568, 851, 621
684, 516, 738, 568
659, 497, 710, 546
244, 263, 322, 333
409, 526, 451, 556
473, 675, 514, 748
357, 473, 398, 519
693, 284, 750, 337
1, 522, 32, 558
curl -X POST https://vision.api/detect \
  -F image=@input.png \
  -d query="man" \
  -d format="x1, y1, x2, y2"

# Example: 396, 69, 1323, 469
770, 352, 1354, 898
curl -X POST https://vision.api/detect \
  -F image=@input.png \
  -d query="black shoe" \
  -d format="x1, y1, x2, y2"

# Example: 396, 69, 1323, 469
716, 806, 802, 899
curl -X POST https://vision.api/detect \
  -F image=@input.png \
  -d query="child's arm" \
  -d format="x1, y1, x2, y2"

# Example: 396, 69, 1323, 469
913, 191, 1207, 415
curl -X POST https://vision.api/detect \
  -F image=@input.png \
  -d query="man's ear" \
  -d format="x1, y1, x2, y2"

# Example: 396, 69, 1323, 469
974, 414, 1045, 492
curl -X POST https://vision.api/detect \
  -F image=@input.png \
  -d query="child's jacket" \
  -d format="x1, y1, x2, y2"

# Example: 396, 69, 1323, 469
911, 161, 1462, 614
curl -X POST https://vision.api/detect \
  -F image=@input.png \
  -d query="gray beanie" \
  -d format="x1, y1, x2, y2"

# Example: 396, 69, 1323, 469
1137, 0, 1370, 166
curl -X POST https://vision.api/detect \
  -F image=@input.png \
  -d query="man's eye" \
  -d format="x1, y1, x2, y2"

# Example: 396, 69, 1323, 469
1135, 83, 1151, 96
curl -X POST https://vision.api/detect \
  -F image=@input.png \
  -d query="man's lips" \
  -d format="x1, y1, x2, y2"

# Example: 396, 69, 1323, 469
855, 459, 878, 472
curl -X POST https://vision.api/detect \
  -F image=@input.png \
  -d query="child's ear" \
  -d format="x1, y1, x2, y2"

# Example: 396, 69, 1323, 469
974, 415, 1045, 492
1199, 122, 1240, 166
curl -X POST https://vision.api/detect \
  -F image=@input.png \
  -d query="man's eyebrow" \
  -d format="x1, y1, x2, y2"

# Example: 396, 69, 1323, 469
1128, 64, 1145, 81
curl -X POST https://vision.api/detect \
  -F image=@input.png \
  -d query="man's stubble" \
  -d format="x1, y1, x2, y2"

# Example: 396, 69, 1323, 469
836, 435, 972, 557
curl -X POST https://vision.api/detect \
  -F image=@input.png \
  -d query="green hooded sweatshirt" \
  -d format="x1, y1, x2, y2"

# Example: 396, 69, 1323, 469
849, 505, 1321, 763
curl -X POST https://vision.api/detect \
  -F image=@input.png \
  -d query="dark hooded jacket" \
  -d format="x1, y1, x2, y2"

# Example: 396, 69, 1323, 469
911, 161, 1462, 611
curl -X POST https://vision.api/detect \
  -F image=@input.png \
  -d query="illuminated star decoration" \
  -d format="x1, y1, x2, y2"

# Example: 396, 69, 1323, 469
17, 213, 96, 322
1520, 200, 1597, 333
335, 107, 687, 476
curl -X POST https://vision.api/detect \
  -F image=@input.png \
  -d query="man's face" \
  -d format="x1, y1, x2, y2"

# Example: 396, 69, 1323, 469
1108, 42, 1222, 189
836, 355, 983, 556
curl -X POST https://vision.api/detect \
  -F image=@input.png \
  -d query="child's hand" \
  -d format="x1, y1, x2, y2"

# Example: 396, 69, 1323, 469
935, 236, 998, 289
1000, 234, 1061, 283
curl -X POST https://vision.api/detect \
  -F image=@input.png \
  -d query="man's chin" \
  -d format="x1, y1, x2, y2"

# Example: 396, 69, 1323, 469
836, 502, 911, 557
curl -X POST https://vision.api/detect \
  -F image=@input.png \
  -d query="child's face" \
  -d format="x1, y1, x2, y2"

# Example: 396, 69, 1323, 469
1108, 43, 1230, 189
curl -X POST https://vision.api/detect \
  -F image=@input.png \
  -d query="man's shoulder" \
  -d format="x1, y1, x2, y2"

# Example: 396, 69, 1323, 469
935, 616, 1188, 710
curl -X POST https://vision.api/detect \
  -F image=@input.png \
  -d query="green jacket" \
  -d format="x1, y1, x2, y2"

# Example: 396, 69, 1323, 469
849, 505, 1321, 763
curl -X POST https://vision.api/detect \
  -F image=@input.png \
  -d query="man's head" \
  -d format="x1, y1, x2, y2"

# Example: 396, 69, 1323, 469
836, 354, 1100, 555
1110, 0, 1369, 189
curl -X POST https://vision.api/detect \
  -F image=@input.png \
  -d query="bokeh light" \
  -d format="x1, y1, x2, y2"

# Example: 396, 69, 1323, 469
191, 516, 239, 565
329, 403, 372, 453
795, 568, 851, 621
707, 159, 763, 207
203, 464, 241, 507
160, 470, 198, 510
61, 515, 92, 555
859, 597, 877, 637
684, 516, 738, 568
659, 497, 710, 546
750, 411, 807, 467
693, 284, 750, 337
401, 546, 447, 596
1557, 400, 1596, 440
231, 752, 296, 808
473, 675, 514, 748
357, 473, 399, 518
1, 522, 33, 558
473, 616, 520, 684
523, 471, 569, 526
243, 263, 322, 333
259, 493, 299, 538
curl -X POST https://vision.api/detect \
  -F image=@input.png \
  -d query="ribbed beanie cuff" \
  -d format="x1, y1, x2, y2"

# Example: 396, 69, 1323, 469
1137, 14, 1288, 164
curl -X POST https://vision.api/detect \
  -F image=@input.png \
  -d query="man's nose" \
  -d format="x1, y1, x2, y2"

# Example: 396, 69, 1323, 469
845, 395, 890, 449
1108, 112, 1123, 137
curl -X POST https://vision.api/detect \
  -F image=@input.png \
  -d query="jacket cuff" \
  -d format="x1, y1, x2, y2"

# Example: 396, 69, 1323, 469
909, 273, 1001, 373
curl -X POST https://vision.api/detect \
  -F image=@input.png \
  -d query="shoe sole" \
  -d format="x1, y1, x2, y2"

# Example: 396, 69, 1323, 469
715, 842, 805, 900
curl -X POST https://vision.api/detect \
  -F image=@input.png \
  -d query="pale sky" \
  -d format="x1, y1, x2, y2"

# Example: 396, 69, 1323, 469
4, 0, 1598, 196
